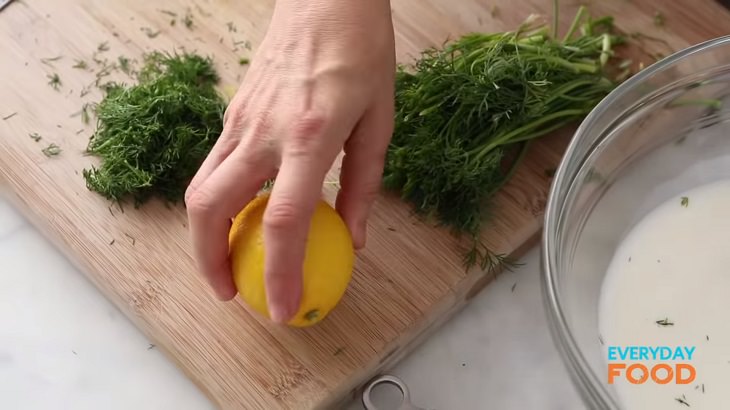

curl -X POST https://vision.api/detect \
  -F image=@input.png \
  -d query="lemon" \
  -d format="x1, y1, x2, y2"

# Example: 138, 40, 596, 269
228, 193, 354, 327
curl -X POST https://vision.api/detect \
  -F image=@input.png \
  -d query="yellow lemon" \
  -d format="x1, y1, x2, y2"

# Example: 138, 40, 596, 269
228, 192, 354, 327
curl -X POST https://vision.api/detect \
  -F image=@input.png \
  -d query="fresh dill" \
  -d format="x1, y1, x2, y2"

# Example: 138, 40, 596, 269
656, 318, 674, 326
42, 143, 61, 157
226, 21, 237, 32
40, 55, 63, 66
118, 56, 132, 74
681, 196, 689, 207
382, 7, 627, 270
80, 84, 92, 97
653, 11, 665, 27
73, 59, 88, 70
82, 51, 226, 205
675, 394, 689, 407
141, 27, 161, 38
238, 57, 249, 65
2, 112, 17, 121
81, 103, 92, 124
183, 10, 194, 29
97, 41, 110, 52
29, 132, 42, 142
47, 73, 62, 90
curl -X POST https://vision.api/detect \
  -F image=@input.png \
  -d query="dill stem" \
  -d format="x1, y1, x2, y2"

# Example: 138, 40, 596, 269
562, 6, 587, 42
472, 108, 589, 161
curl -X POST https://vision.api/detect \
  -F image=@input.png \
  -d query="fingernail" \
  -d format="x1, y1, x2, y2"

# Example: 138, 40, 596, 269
269, 304, 288, 323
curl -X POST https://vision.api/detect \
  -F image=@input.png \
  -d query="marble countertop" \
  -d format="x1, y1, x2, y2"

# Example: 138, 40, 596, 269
0, 195, 584, 410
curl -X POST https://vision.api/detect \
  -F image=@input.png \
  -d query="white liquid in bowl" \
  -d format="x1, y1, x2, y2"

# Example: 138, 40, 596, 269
599, 179, 730, 409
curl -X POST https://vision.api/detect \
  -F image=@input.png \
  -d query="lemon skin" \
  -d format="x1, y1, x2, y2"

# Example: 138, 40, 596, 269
228, 193, 354, 327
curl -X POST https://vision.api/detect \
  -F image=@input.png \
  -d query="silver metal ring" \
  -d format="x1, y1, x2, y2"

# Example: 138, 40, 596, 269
362, 374, 410, 410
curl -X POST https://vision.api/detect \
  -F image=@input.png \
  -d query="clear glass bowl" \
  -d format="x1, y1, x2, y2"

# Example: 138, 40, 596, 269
541, 35, 730, 409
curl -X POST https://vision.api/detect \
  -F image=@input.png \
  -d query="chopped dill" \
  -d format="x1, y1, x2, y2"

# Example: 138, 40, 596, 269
73, 59, 88, 70
47, 73, 62, 90
42, 143, 61, 157
82, 51, 226, 205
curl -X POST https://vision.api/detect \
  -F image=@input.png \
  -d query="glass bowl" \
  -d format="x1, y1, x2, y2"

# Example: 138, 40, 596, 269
541, 35, 730, 409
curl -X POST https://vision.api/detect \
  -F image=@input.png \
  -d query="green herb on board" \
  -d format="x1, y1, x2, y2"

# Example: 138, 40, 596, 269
653, 11, 665, 27
227, 21, 237, 32
70, 103, 93, 125
47, 73, 62, 90
97, 41, 110, 52
2, 112, 17, 121
656, 318, 674, 327
382, 6, 627, 270
238, 57, 249, 65
159, 9, 177, 17
142, 27, 161, 38
29, 132, 42, 142
681, 196, 689, 207
675, 394, 689, 407
42, 143, 61, 157
183, 10, 194, 29
80, 84, 92, 98
118, 56, 132, 74
82, 51, 226, 206
73, 59, 89, 70
40, 55, 63, 66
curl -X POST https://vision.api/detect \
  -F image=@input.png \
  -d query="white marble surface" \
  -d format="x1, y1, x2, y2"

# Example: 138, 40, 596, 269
0, 194, 584, 410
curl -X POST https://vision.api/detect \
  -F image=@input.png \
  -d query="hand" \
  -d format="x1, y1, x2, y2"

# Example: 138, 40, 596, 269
184, 0, 396, 323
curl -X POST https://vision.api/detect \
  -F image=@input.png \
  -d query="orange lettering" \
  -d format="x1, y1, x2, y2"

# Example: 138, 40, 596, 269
608, 363, 626, 384
626, 364, 648, 384
650, 364, 673, 384
676, 363, 696, 384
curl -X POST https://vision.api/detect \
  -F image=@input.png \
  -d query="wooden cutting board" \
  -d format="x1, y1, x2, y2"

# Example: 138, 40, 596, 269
1, 0, 728, 408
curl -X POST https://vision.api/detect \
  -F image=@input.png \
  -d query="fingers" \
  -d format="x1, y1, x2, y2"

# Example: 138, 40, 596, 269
185, 143, 272, 301
263, 146, 331, 323
336, 100, 394, 249
187, 109, 245, 195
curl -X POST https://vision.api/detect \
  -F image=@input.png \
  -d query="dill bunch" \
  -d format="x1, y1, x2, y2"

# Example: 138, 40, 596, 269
383, 8, 625, 270
82, 51, 226, 205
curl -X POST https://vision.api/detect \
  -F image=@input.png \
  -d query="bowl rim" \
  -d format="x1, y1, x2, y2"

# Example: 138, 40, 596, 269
541, 34, 730, 409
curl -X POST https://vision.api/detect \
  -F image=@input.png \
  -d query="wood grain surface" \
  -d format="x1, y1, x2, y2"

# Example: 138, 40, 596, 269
1, 0, 728, 409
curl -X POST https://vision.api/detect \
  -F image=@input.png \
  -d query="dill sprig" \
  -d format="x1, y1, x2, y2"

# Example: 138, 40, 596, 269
383, 8, 626, 270
82, 51, 226, 205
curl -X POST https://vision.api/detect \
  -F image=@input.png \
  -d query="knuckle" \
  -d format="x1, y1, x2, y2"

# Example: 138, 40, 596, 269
287, 111, 329, 154
263, 199, 302, 232
360, 177, 382, 201
184, 186, 216, 218
223, 102, 245, 127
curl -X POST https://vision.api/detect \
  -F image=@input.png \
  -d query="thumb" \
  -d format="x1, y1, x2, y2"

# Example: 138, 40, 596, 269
336, 101, 394, 249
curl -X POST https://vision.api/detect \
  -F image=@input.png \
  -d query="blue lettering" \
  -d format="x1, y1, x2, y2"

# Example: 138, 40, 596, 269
618, 346, 630, 361
672, 347, 685, 361
649, 346, 661, 360
685, 346, 696, 360
629, 346, 639, 361
639, 346, 649, 361
608, 346, 617, 361
659, 347, 671, 360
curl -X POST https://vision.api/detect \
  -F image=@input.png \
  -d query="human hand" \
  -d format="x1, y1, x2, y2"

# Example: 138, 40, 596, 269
185, 0, 396, 323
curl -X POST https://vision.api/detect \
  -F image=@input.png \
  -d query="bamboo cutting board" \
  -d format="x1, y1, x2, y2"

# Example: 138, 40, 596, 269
1, 0, 728, 408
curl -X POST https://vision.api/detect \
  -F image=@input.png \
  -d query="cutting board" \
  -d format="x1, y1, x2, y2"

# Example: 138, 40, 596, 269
1, 0, 728, 408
